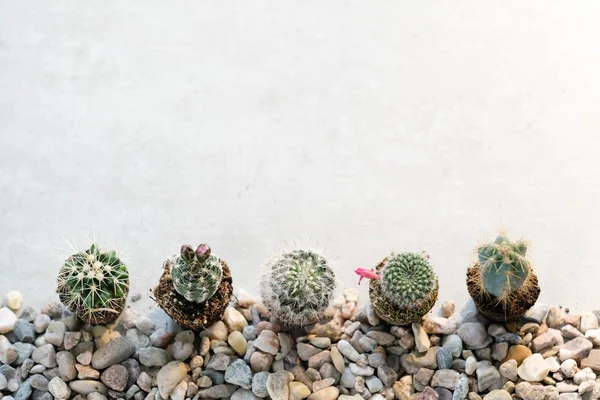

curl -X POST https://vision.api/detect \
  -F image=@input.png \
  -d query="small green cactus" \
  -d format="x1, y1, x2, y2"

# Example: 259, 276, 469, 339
370, 252, 439, 325
260, 249, 336, 326
57, 243, 129, 324
171, 244, 223, 303
477, 234, 530, 299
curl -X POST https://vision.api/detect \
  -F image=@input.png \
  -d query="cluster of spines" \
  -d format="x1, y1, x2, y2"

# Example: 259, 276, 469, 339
170, 244, 223, 303
260, 249, 336, 326
380, 252, 438, 308
477, 234, 531, 300
57, 243, 129, 317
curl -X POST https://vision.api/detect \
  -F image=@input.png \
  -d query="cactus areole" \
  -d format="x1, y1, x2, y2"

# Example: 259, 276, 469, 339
57, 243, 129, 325
260, 249, 336, 326
369, 252, 439, 325
466, 234, 541, 321
154, 243, 233, 330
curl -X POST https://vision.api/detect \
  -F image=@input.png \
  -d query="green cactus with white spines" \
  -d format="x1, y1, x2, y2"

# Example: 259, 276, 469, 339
370, 252, 439, 324
57, 243, 129, 324
171, 244, 223, 303
477, 234, 530, 300
260, 249, 336, 326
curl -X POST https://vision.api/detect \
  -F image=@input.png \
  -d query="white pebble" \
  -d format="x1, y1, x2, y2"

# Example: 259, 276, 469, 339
4, 291, 23, 311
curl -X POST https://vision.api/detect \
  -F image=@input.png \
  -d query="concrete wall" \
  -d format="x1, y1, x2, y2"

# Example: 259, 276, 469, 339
1, 1, 599, 315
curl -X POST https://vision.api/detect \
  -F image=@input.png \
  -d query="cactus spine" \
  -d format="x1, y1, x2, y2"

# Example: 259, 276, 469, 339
57, 243, 129, 324
261, 249, 336, 326
171, 244, 223, 303
467, 233, 540, 321
369, 252, 439, 325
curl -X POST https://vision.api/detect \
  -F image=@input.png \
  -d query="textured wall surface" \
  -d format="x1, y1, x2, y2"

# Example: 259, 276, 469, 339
1, 1, 600, 315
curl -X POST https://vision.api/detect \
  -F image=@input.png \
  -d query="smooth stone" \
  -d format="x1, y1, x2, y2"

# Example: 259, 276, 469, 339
453, 377, 469, 400
44, 321, 66, 347
0, 308, 18, 334
532, 329, 563, 352
232, 388, 263, 400
150, 329, 173, 348
32, 344, 56, 368
405, 347, 439, 370
561, 359, 578, 377
580, 313, 598, 333
465, 356, 478, 376
436, 387, 453, 400
442, 335, 462, 358
170, 341, 194, 361
30, 374, 49, 391
518, 354, 550, 382
207, 353, 231, 371
33, 314, 51, 334
330, 347, 345, 373
456, 323, 488, 349
441, 301, 455, 318
250, 351, 274, 372
483, 390, 512, 400
48, 377, 71, 398
201, 321, 228, 341
377, 365, 397, 388
524, 304, 550, 323
349, 362, 374, 376
252, 371, 270, 398
68, 380, 107, 395
225, 359, 253, 389
229, 331, 248, 356
580, 349, 600, 372
63, 331, 81, 350
310, 337, 331, 349
559, 338, 593, 362
492, 343, 508, 361
432, 369, 460, 389
289, 382, 311, 400
477, 361, 501, 391
367, 331, 397, 346
4, 291, 23, 311
573, 367, 596, 384
436, 347, 453, 370
297, 343, 321, 361
56, 351, 77, 381
224, 308, 248, 332
307, 387, 339, 400
0, 335, 18, 364
157, 361, 188, 399
254, 330, 279, 355
134, 316, 156, 336
413, 323, 430, 353
91, 337, 136, 369
504, 345, 532, 366
138, 347, 168, 367
243, 326, 257, 341
13, 320, 35, 343
196, 384, 237, 398
100, 364, 129, 391
266, 371, 293, 400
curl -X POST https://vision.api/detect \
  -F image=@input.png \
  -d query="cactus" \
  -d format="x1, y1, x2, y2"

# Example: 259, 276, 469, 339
478, 235, 530, 299
171, 244, 223, 303
260, 249, 336, 326
467, 233, 540, 321
57, 243, 129, 324
369, 252, 439, 324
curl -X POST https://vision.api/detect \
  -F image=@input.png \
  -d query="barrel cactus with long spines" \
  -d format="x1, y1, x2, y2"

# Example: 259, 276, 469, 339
261, 249, 336, 326
467, 233, 540, 321
171, 244, 223, 303
57, 243, 129, 324
369, 252, 439, 325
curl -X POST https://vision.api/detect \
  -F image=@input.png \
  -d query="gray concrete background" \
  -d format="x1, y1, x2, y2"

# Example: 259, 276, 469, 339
1, 1, 600, 317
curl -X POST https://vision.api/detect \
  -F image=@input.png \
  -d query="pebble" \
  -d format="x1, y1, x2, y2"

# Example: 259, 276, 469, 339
0, 308, 17, 334
518, 354, 550, 382
573, 367, 595, 384
442, 335, 463, 358
225, 359, 253, 389
579, 313, 598, 333
559, 337, 593, 362
250, 350, 274, 372
33, 314, 51, 334
456, 323, 488, 349
254, 330, 279, 355
157, 361, 188, 398
202, 321, 229, 341
298, 343, 321, 360
476, 361, 501, 391
150, 329, 173, 348
56, 351, 77, 381
350, 362, 374, 376
413, 323, 431, 352
196, 384, 237, 398
170, 341, 194, 361
580, 349, 600, 371
330, 346, 345, 373
290, 382, 311, 400
266, 371, 293, 400
465, 356, 478, 375
524, 304, 550, 323
441, 301, 455, 318
483, 390, 512, 400
224, 308, 248, 332
307, 387, 339, 400
252, 371, 270, 397
48, 377, 71, 398
101, 364, 129, 391
432, 369, 460, 389
504, 344, 532, 365
453, 376, 469, 400
69, 380, 107, 395
91, 337, 136, 369
44, 320, 66, 347
32, 343, 56, 368
134, 316, 155, 335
